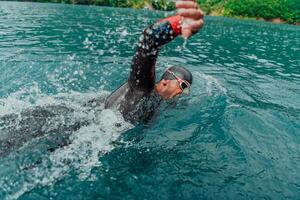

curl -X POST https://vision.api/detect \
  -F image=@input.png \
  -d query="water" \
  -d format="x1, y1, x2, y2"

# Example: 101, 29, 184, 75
0, 1, 299, 199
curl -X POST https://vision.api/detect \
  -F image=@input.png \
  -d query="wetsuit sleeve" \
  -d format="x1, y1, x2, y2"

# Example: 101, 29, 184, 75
129, 15, 182, 93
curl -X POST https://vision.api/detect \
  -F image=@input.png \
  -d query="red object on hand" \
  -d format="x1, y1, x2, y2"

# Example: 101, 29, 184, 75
159, 15, 182, 36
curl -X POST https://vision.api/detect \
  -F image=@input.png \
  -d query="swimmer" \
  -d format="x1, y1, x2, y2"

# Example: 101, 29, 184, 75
105, 0, 204, 123
0, 0, 204, 156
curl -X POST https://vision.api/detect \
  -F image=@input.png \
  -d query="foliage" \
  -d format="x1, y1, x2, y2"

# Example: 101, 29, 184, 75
196, 0, 225, 14
224, 0, 300, 23
150, 0, 175, 11
281, 0, 300, 23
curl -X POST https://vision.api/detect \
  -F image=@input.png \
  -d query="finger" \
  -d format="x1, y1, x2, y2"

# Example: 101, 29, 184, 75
181, 28, 193, 38
182, 19, 204, 35
190, 20, 204, 34
190, 19, 205, 30
175, 1, 198, 9
178, 8, 204, 19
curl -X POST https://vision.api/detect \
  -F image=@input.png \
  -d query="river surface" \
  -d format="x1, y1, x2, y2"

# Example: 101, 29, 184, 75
0, 1, 299, 199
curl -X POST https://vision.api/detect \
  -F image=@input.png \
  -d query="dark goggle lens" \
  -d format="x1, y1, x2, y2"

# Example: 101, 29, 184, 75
181, 82, 188, 90
180, 81, 190, 95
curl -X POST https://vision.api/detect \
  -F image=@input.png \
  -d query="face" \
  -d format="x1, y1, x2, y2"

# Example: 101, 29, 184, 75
155, 79, 183, 100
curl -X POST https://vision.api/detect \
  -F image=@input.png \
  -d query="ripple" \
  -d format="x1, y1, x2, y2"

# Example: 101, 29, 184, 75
0, 2, 300, 199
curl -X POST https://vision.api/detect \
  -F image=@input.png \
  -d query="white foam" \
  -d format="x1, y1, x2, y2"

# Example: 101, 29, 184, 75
193, 71, 227, 96
0, 85, 133, 199
0, 83, 43, 116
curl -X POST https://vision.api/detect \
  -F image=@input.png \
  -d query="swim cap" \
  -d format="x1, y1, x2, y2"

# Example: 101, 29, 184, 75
161, 66, 193, 85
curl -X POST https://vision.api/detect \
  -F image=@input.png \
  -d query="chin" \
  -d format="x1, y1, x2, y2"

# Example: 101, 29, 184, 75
165, 95, 175, 100
162, 96, 170, 100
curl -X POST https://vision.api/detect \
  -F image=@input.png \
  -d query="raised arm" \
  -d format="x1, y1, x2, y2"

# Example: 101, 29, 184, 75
128, 0, 204, 93
129, 15, 182, 93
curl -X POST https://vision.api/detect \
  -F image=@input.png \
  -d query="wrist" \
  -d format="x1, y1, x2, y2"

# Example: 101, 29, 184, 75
158, 15, 182, 37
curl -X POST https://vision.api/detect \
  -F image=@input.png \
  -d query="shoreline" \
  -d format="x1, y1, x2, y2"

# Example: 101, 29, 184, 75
193, 10, 298, 26
209, 13, 298, 26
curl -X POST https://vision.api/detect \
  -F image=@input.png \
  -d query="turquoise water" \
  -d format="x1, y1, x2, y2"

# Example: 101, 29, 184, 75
0, 1, 300, 199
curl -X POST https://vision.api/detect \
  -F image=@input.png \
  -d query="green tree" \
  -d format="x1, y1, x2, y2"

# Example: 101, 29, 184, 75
108, 0, 128, 7
151, 0, 175, 11
94, 0, 110, 6
282, 0, 300, 23
225, 0, 299, 23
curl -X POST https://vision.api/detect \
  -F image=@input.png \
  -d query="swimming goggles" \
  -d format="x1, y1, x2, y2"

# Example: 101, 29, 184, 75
166, 69, 191, 95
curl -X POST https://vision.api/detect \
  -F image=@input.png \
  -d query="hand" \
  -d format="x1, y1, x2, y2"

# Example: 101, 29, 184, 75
176, 0, 204, 38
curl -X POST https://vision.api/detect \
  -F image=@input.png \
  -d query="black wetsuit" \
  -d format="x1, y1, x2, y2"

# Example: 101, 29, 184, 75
0, 15, 182, 156
105, 15, 182, 123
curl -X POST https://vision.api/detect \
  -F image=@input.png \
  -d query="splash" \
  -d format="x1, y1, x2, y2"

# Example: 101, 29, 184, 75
0, 86, 133, 199
193, 71, 227, 96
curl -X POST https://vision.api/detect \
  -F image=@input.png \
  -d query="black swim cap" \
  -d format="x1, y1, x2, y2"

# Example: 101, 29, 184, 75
161, 66, 193, 85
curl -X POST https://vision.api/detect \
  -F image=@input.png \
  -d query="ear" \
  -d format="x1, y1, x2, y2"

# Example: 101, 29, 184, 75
161, 79, 170, 86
